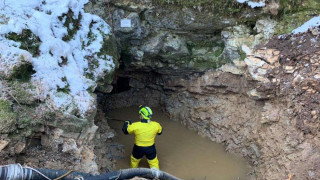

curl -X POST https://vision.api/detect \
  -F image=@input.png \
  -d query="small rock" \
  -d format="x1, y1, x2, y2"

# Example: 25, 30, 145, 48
311, 29, 319, 36
53, 128, 64, 139
247, 89, 264, 99
284, 66, 295, 73
285, 66, 294, 70
0, 140, 9, 152
311, 111, 317, 115
307, 89, 313, 93
14, 142, 26, 154
219, 64, 245, 75
272, 78, 277, 83
233, 60, 247, 68
292, 75, 303, 86
62, 138, 79, 154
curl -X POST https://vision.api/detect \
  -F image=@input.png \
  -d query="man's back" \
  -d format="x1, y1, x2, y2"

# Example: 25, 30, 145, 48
128, 121, 162, 147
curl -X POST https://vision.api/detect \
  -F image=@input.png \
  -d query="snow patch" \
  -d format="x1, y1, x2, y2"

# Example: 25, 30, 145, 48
0, 0, 115, 117
292, 16, 320, 34
236, 0, 266, 8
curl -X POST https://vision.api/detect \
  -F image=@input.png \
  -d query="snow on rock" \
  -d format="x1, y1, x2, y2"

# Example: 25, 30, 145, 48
0, 42, 33, 78
292, 16, 320, 34
0, 0, 116, 117
236, 0, 266, 8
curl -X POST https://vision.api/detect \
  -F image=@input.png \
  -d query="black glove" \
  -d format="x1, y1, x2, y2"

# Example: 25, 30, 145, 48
124, 119, 132, 125
122, 119, 132, 135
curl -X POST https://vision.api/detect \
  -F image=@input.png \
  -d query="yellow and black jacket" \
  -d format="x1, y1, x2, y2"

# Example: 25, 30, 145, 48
123, 119, 162, 146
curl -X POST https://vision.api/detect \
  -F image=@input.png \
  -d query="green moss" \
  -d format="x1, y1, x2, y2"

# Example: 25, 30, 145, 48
275, 10, 320, 35
170, 52, 228, 70
84, 71, 95, 80
8, 81, 35, 105
92, 59, 100, 67
17, 117, 31, 128
184, 39, 225, 69
275, 0, 320, 34
151, 0, 246, 14
85, 22, 96, 47
213, 47, 224, 57
189, 56, 229, 70
152, 0, 213, 6
57, 86, 70, 93
43, 111, 57, 122
0, 100, 17, 134
238, 48, 246, 61
58, 56, 68, 67
187, 40, 224, 52
45, 112, 92, 133
57, 77, 70, 93
84, 22, 119, 85
9, 61, 36, 82
11, 105, 47, 136
100, 69, 115, 85
16, 106, 39, 129
279, 0, 320, 14
188, 40, 219, 49
60, 10, 82, 41
98, 34, 120, 61
6, 29, 41, 56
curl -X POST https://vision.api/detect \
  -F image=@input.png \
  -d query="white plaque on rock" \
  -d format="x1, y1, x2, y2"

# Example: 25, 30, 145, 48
120, 19, 131, 28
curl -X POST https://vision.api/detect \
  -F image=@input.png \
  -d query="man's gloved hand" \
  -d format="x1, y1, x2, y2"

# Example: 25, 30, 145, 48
122, 119, 132, 135
124, 119, 132, 125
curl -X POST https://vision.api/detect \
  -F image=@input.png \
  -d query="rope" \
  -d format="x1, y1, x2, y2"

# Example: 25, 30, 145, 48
115, 169, 122, 180
17, 163, 24, 180
24, 166, 52, 180
106, 116, 126, 122
107, 0, 114, 34
53, 170, 73, 180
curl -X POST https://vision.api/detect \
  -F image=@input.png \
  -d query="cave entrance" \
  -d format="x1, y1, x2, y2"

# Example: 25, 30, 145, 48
111, 77, 131, 93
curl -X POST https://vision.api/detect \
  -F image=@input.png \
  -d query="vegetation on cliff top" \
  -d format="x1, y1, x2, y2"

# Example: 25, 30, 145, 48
0, 100, 17, 134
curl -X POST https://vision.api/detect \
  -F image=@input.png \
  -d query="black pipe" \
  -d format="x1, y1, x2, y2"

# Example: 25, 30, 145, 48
33, 168, 180, 180
30, 168, 92, 180
0, 164, 180, 180
91, 168, 180, 180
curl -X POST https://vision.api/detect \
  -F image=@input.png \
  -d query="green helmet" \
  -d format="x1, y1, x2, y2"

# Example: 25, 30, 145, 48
139, 106, 153, 120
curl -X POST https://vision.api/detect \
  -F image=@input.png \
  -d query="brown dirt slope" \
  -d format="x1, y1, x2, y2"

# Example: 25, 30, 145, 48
263, 26, 320, 135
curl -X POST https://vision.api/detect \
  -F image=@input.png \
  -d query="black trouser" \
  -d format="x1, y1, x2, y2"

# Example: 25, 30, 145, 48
132, 144, 157, 160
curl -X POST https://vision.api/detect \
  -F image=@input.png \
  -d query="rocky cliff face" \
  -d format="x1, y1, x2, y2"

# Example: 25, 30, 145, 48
0, 1, 119, 174
89, 0, 320, 179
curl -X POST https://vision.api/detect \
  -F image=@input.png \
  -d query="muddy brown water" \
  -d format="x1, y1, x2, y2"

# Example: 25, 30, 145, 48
107, 106, 249, 180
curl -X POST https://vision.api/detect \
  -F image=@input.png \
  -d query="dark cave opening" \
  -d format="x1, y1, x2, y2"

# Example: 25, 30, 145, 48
111, 77, 131, 93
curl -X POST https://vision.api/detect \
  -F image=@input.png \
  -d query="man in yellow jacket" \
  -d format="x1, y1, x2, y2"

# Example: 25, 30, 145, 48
122, 106, 162, 169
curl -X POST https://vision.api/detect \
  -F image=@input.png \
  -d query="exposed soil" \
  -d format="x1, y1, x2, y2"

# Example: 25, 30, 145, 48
263, 25, 320, 135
